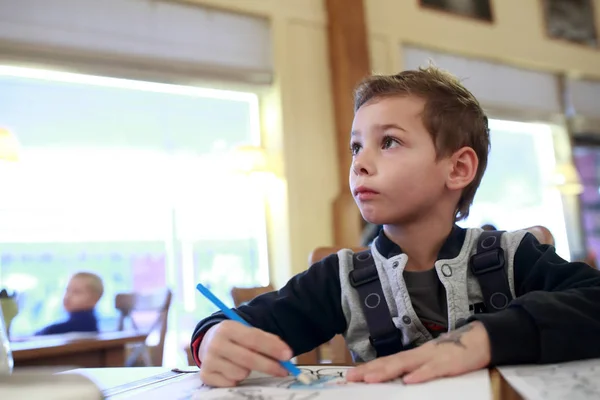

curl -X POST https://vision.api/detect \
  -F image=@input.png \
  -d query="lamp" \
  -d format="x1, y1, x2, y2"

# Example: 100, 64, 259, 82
0, 128, 19, 162
551, 163, 583, 195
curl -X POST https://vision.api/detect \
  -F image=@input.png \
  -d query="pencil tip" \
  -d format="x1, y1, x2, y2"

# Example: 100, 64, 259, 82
296, 373, 315, 385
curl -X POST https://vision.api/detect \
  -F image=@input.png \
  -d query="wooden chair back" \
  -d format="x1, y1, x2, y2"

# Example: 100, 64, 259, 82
524, 225, 555, 246
294, 247, 366, 365
115, 288, 172, 366
231, 285, 275, 307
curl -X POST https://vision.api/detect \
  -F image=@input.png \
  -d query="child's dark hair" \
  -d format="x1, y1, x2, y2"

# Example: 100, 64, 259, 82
354, 66, 490, 220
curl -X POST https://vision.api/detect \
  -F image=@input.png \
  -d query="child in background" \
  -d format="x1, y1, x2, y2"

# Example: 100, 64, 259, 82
36, 272, 103, 335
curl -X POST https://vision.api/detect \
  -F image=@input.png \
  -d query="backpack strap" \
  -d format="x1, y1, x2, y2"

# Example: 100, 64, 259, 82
469, 230, 513, 312
349, 250, 405, 357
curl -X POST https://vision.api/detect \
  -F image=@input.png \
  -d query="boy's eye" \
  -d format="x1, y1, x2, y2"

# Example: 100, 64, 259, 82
350, 142, 361, 155
382, 136, 400, 149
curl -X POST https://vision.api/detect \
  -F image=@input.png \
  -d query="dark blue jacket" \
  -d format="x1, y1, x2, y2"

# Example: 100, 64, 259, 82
192, 228, 600, 366
36, 309, 98, 336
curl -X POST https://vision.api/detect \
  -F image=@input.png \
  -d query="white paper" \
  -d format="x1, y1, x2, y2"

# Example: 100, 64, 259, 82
118, 366, 492, 400
64, 367, 170, 391
499, 359, 600, 400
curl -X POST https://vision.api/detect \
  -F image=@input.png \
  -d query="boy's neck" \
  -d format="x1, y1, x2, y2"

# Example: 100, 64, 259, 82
383, 215, 455, 271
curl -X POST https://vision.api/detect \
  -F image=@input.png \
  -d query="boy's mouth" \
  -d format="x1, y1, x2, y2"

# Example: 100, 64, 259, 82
354, 186, 379, 200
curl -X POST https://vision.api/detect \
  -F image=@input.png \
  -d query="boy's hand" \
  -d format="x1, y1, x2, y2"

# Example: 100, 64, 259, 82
346, 321, 491, 384
198, 320, 293, 387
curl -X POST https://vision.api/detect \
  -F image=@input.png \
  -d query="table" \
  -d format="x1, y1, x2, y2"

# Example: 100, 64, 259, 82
11, 331, 147, 368
64, 366, 523, 399
490, 369, 523, 400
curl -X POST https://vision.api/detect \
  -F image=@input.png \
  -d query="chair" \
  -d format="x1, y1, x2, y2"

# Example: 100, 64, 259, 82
581, 250, 598, 269
524, 225, 598, 268
231, 285, 275, 307
524, 225, 555, 246
294, 247, 366, 365
115, 288, 172, 367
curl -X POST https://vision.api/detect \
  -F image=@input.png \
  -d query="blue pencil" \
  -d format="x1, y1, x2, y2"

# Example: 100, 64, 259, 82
195, 283, 314, 385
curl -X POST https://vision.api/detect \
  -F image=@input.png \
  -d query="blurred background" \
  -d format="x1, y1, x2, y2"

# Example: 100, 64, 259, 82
0, 0, 599, 367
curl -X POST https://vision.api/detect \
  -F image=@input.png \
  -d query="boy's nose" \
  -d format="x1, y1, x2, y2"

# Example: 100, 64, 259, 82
352, 154, 375, 176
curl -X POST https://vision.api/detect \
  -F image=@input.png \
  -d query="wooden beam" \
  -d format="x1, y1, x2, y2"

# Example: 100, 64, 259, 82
325, 0, 371, 247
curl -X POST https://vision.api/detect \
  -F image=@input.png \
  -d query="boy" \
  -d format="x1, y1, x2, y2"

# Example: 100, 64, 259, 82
191, 67, 600, 387
36, 272, 103, 335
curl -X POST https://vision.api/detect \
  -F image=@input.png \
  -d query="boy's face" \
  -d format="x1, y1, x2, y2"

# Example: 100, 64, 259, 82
349, 96, 452, 225
63, 277, 99, 313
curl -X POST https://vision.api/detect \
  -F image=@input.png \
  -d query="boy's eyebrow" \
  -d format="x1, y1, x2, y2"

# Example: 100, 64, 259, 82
351, 124, 407, 136
351, 124, 407, 137
376, 123, 407, 132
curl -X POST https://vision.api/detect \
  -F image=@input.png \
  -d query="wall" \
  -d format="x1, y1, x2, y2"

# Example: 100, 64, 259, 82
184, 0, 338, 281
188, 0, 600, 281
367, 0, 600, 78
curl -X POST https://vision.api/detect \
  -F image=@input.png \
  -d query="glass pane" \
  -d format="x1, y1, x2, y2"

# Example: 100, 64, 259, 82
574, 146, 600, 266
460, 119, 571, 259
1, 242, 166, 336
0, 66, 268, 366
0, 69, 259, 151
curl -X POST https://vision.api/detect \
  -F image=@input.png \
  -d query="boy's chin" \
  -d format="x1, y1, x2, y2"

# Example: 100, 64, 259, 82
359, 208, 390, 225
361, 212, 409, 226
358, 204, 399, 225
361, 215, 387, 226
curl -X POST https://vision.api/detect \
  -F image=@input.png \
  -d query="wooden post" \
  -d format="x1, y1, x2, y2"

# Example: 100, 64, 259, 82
325, 0, 372, 246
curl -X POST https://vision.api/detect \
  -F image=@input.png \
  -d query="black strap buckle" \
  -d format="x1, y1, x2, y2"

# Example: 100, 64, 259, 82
470, 248, 505, 275
350, 250, 405, 357
369, 330, 404, 357
349, 267, 379, 288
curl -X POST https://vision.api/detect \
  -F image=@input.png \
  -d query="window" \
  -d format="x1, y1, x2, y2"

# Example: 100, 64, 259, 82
459, 119, 571, 260
574, 143, 600, 266
0, 66, 268, 364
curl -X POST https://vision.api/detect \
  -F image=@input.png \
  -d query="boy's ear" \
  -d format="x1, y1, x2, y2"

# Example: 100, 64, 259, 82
446, 147, 478, 190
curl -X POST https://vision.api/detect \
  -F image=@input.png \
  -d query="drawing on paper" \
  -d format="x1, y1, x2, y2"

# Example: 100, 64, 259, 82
186, 367, 355, 399
143, 366, 404, 399
193, 388, 321, 400
502, 360, 600, 400
118, 365, 492, 400
239, 367, 351, 389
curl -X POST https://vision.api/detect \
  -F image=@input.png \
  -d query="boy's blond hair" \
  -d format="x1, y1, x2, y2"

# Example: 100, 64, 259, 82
354, 66, 490, 220
72, 272, 104, 301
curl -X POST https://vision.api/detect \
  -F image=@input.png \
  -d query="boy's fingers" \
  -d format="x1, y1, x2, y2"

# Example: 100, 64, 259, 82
219, 340, 289, 378
346, 359, 384, 381
347, 355, 402, 381
364, 358, 424, 383
347, 349, 428, 382
205, 356, 251, 382
199, 370, 237, 388
402, 361, 442, 384
221, 322, 292, 360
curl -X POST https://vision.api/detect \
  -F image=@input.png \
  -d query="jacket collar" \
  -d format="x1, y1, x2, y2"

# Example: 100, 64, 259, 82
375, 224, 466, 260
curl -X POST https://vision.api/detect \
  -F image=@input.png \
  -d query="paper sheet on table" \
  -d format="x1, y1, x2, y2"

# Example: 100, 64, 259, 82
65, 367, 171, 392
117, 366, 491, 400
498, 358, 600, 400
